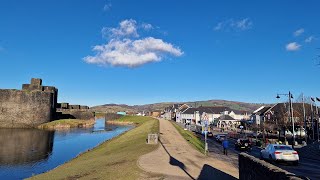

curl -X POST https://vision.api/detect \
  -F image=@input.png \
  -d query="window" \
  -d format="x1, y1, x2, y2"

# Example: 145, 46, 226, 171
274, 146, 293, 150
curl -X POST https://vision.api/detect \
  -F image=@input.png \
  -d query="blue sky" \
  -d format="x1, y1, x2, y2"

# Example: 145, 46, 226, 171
0, 0, 319, 106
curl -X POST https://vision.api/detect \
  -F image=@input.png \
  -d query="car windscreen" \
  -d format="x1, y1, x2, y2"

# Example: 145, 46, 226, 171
274, 146, 293, 150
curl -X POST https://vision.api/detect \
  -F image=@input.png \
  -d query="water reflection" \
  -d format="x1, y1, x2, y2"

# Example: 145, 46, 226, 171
0, 129, 54, 165
0, 119, 132, 180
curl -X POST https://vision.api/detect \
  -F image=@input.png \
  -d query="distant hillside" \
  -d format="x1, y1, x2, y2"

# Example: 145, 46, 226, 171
91, 100, 271, 113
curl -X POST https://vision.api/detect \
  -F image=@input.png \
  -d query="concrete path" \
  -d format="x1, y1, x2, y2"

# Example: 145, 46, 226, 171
138, 119, 239, 180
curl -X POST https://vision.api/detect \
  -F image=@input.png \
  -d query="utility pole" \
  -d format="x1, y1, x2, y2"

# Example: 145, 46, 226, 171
311, 99, 315, 141
289, 91, 295, 149
302, 94, 307, 143
277, 92, 295, 148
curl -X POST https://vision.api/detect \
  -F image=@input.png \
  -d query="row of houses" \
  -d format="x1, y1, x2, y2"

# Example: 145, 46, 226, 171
251, 102, 316, 126
163, 104, 250, 129
164, 102, 319, 131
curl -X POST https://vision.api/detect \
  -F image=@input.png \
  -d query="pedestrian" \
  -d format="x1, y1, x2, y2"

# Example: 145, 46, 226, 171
222, 137, 229, 155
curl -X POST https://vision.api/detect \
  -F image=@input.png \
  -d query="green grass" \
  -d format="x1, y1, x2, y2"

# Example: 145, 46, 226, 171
29, 116, 159, 180
171, 122, 205, 154
37, 119, 95, 129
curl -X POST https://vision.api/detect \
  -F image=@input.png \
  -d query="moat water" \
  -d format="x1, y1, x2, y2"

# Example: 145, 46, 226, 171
0, 118, 132, 180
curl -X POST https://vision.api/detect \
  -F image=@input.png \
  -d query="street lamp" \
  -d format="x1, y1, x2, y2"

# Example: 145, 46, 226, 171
276, 91, 295, 149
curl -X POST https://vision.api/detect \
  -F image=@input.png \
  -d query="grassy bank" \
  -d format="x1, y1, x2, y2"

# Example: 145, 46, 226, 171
171, 122, 205, 154
29, 116, 159, 180
37, 119, 95, 130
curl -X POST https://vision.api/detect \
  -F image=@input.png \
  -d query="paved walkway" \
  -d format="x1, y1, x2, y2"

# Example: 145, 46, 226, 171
138, 119, 239, 180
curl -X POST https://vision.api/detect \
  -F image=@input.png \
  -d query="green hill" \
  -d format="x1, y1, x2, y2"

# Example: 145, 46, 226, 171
91, 100, 271, 113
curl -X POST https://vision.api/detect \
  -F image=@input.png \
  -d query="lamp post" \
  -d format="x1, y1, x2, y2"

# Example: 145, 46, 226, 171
276, 91, 295, 149
302, 94, 307, 143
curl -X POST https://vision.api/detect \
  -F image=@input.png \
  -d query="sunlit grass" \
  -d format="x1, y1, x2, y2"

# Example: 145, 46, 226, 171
37, 119, 95, 129
171, 122, 205, 154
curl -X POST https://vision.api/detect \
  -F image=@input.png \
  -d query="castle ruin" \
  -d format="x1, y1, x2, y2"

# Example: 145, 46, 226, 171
0, 78, 94, 128
0, 78, 58, 128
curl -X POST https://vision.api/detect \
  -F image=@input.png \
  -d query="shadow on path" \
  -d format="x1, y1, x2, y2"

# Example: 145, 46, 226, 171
159, 139, 238, 180
159, 139, 195, 180
197, 164, 237, 180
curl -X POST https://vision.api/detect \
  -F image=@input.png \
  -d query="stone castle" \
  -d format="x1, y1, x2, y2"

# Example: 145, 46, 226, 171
0, 78, 58, 128
0, 78, 93, 128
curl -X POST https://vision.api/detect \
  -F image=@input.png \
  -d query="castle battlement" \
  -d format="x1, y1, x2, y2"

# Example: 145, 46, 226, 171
0, 78, 58, 128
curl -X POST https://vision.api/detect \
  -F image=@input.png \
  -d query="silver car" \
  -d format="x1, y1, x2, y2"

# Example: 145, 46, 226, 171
215, 134, 226, 142
260, 144, 299, 165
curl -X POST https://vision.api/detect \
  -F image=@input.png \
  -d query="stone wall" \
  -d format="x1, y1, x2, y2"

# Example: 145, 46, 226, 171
239, 153, 306, 180
56, 109, 95, 120
56, 103, 89, 110
0, 90, 54, 128
0, 78, 58, 128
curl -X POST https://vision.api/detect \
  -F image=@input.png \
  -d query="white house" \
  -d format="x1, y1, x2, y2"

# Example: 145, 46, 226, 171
217, 115, 241, 130
164, 104, 190, 121
229, 110, 250, 120
179, 106, 230, 125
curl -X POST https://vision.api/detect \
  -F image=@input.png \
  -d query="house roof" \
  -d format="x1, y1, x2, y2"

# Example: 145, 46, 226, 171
182, 107, 197, 114
231, 109, 249, 115
218, 115, 235, 120
254, 106, 271, 116
201, 106, 231, 114
267, 103, 315, 117
181, 106, 231, 115
179, 107, 189, 113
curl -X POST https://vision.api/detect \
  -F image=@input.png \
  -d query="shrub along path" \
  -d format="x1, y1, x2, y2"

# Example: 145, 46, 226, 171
29, 116, 161, 180
138, 119, 239, 180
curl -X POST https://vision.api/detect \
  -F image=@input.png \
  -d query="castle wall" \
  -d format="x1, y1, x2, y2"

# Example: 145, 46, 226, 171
0, 89, 54, 128
55, 109, 95, 120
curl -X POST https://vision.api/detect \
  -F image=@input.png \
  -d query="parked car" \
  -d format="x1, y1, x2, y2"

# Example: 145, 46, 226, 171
215, 134, 226, 142
235, 138, 252, 151
279, 128, 306, 138
207, 131, 213, 137
260, 144, 299, 165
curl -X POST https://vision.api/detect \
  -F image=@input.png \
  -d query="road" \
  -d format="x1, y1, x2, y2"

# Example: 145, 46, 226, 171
200, 131, 320, 180
139, 119, 239, 180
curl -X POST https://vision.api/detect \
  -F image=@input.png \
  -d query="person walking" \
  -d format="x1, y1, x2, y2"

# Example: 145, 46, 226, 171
222, 137, 229, 155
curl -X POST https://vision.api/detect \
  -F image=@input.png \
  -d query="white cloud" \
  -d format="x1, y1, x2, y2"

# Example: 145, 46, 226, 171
286, 42, 301, 51
84, 19, 183, 68
305, 36, 315, 43
141, 23, 153, 31
103, 1, 112, 11
102, 19, 139, 38
214, 18, 253, 31
232, 18, 253, 30
294, 28, 304, 37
